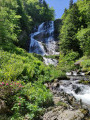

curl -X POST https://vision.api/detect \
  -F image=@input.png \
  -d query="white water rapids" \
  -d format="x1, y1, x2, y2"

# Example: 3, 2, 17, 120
59, 75, 90, 109
29, 21, 59, 66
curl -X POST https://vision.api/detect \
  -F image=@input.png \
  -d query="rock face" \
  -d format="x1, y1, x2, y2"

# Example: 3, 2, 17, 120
43, 106, 85, 120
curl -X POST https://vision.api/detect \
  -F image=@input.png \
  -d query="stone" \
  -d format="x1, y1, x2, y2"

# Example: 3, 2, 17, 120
0, 99, 7, 114
53, 83, 59, 88
43, 106, 85, 120
53, 97, 60, 105
44, 83, 49, 88
54, 79, 58, 83
75, 87, 81, 94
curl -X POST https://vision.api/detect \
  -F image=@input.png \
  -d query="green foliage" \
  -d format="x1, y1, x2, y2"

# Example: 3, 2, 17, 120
0, 46, 63, 83
0, 81, 51, 120
11, 81, 53, 120
79, 80, 90, 84
58, 51, 79, 72
54, 19, 62, 40
0, 0, 21, 44
80, 57, 90, 71
77, 27, 90, 55
56, 0, 90, 78
59, 0, 90, 57
59, 3, 81, 54
69, 0, 73, 9
0, 81, 24, 100
44, 54, 59, 59
0, 49, 50, 82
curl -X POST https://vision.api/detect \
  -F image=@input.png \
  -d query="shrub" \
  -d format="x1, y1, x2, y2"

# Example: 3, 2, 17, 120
11, 81, 53, 120
0, 80, 24, 115
58, 51, 79, 72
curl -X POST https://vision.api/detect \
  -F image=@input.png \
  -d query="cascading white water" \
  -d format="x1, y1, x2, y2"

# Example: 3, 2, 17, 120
43, 57, 58, 66
29, 23, 46, 55
29, 21, 59, 65
59, 75, 90, 109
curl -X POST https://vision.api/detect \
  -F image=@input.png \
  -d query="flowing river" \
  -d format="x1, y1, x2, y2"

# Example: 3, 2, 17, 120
59, 73, 90, 110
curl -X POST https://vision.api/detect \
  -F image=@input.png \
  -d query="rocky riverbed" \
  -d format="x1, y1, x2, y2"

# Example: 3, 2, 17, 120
43, 74, 90, 120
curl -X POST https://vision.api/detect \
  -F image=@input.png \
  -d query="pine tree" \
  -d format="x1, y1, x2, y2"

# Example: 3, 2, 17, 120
60, 3, 81, 54
64, 8, 67, 13
39, 0, 43, 4
43, 0, 48, 8
69, 0, 73, 9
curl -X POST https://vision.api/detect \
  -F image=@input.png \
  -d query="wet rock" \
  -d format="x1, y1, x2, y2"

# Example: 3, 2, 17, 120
72, 85, 81, 94
51, 83, 59, 89
72, 85, 77, 89
75, 87, 81, 94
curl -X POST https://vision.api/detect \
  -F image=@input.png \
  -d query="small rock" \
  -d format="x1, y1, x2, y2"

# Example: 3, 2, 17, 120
53, 83, 59, 88
75, 87, 81, 94
44, 83, 49, 88
54, 79, 58, 83
53, 97, 60, 105
0, 99, 7, 114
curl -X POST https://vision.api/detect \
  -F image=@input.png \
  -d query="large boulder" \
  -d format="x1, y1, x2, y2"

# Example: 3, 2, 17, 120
43, 106, 86, 120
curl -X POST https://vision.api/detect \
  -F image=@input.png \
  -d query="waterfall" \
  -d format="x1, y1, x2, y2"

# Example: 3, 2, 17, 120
29, 21, 59, 65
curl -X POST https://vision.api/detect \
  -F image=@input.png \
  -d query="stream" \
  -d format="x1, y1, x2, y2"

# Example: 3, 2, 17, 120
58, 73, 90, 110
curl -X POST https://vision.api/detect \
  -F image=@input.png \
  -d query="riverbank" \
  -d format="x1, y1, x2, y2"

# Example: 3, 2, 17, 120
43, 75, 90, 120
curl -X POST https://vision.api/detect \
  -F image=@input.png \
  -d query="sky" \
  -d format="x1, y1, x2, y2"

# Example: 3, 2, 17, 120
45, 0, 77, 19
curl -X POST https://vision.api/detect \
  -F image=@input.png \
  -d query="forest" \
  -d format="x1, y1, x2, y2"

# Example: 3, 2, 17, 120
0, 0, 90, 119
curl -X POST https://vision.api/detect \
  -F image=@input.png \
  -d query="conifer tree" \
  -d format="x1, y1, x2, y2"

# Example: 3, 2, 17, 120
60, 3, 81, 54
69, 0, 73, 9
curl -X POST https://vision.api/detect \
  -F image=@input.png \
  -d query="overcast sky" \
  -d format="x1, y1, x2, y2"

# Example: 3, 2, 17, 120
45, 0, 77, 19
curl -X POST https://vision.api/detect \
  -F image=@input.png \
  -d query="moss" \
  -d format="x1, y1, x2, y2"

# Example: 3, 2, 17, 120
79, 80, 90, 84
56, 101, 67, 108
80, 109, 89, 115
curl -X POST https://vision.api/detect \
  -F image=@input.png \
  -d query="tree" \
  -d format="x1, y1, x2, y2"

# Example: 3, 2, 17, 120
0, 0, 20, 44
39, 0, 43, 4
69, 0, 73, 9
77, 27, 90, 55
59, 3, 81, 54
